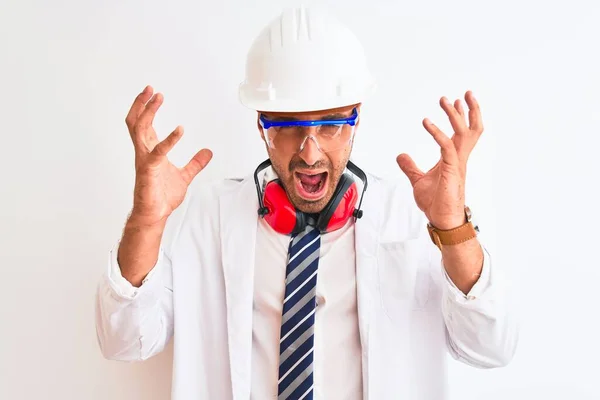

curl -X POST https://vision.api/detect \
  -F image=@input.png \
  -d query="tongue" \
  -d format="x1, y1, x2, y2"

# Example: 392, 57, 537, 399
298, 172, 325, 193
298, 173, 324, 185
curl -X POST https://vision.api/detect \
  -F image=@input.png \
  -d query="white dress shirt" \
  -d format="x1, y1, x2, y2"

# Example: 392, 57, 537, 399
251, 215, 362, 399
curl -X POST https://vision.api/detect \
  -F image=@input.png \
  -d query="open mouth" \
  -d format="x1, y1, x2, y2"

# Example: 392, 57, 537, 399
294, 171, 328, 200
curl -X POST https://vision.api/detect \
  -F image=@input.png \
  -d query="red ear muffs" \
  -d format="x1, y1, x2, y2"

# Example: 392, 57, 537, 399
316, 173, 358, 232
262, 180, 298, 235
262, 174, 358, 235
254, 158, 367, 236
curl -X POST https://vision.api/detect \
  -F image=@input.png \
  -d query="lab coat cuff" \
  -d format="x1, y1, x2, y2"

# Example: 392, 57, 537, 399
105, 240, 161, 301
442, 243, 492, 302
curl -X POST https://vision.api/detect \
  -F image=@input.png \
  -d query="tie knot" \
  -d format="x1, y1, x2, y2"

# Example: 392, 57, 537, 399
305, 214, 318, 228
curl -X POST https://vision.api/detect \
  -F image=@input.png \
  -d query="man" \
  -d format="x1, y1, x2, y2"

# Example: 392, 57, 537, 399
95, 6, 518, 400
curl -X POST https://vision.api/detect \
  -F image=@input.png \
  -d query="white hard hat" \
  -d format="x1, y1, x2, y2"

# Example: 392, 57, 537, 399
238, 6, 376, 112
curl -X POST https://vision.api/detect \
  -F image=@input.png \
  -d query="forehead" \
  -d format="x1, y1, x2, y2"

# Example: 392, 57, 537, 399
259, 104, 358, 121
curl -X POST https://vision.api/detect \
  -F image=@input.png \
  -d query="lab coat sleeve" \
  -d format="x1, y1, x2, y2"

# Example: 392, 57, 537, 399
438, 242, 519, 368
95, 241, 173, 362
94, 197, 189, 362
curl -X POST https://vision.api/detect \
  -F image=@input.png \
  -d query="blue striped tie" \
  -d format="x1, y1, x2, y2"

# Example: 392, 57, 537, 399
277, 224, 321, 400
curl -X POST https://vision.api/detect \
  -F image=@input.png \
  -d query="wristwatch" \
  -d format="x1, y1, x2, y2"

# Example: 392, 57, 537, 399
427, 206, 480, 250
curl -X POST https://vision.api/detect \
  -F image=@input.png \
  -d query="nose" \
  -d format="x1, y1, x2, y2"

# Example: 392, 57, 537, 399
298, 135, 322, 166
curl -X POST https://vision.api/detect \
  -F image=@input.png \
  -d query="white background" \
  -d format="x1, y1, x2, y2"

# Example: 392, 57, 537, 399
1, 0, 599, 399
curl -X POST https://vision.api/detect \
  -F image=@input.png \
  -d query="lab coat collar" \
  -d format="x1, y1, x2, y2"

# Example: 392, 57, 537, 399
219, 164, 382, 399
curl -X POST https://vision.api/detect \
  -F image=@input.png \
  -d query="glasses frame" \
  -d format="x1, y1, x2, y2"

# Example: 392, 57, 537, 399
258, 107, 359, 130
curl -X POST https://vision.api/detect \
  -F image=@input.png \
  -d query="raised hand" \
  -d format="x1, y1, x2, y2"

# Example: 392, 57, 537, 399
125, 85, 213, 227
396, 91, 484, 230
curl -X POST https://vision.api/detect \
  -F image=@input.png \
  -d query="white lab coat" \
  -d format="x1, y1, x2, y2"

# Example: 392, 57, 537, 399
95, 169, 518, 400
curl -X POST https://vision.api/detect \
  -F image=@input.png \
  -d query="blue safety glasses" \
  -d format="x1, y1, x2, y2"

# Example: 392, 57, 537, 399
258, 108, 359, 153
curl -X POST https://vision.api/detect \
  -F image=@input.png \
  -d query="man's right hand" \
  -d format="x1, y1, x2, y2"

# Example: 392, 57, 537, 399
117, 86, 213, 286
126, 85, 213, 228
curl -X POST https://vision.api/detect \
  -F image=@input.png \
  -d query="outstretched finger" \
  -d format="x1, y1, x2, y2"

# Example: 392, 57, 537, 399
439, 96, 467, 136
150, 125, 184, 158
396, 153, 423, 187
454, 99, 465, 120
125, 85, 153, 130
135, 92, 164, 134
181, 149, 213, 184
465, 91, 483, 133
423, 118, 459, 166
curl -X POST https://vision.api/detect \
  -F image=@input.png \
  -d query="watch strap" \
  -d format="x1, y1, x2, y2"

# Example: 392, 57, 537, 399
427, 221, 478, 249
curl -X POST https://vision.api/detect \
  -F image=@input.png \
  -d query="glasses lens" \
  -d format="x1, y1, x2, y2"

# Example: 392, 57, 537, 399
266, 124, 353, 153
315, 124, 351, 152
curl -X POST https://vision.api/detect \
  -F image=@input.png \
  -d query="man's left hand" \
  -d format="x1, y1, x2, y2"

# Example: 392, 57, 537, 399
396, 90, 484, 230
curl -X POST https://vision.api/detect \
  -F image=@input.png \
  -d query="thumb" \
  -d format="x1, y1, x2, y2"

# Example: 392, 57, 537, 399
396, 153, 423, 187
181, 148, 213, 185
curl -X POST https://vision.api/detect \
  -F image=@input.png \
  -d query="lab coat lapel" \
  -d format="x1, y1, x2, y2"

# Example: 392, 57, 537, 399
354, 175, 383, 400
219, 176, 258, 400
